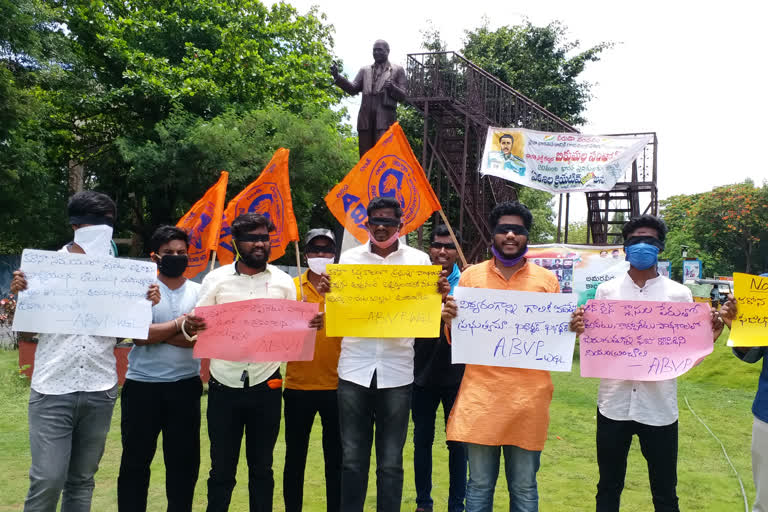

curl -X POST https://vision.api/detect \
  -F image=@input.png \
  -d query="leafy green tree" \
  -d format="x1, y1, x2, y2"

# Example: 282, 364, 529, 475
116, 105, 358, 259
518, 187, 555, 243
60, 0, 345, 237
566, 221, 589, 244
1, 0, 353, 253
661, 180, 768, 275
462, 20, 612, 126
62, 0, 341, 127
0, 0, 73, 252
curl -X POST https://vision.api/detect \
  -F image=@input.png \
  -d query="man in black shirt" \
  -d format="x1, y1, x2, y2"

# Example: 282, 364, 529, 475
412, 225, 467, 512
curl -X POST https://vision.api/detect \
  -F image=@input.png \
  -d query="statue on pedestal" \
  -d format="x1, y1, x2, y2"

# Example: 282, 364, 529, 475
331, 40, 407, 158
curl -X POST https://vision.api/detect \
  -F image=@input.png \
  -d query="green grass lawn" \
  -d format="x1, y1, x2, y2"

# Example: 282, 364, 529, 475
0, 330, 761, 511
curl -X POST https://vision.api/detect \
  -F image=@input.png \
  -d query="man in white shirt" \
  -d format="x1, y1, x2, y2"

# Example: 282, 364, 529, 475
10, 191, 160, 512
323, 196, 449, 512
196, 212, 322, 512
569, 215, 723, 512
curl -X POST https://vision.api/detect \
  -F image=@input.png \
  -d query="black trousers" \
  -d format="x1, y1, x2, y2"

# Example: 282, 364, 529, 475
337, 376, 412, 512
412, 384, 467, 512
282, 389, 341, 512
117, 376, 202, 512
206, 372, 282, 512
596, 409, 679, 512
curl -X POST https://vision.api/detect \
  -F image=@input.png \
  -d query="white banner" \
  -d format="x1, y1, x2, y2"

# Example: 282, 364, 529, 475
451, 286, 578, 372
480, 128, 652, 193
13, 249, 155, 339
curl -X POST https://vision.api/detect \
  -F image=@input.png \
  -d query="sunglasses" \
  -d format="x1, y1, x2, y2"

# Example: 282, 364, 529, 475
367, 216, 400, 227
235, 234, 271, 243
430, 242, 457, 250
306, 244, 336, 254
493, 224, 529, 237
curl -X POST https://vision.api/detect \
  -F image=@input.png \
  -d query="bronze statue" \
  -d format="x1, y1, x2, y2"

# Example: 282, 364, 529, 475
331, 40, 407, 157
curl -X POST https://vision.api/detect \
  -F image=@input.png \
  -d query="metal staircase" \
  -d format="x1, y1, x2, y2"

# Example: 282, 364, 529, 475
405, 51, 657, 258
585, 134, 658, 244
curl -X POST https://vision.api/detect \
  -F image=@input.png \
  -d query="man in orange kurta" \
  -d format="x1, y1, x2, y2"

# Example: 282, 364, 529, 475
442, 201, 559, 512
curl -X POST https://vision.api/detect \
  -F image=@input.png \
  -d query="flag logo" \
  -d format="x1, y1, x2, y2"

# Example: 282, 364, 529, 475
236, 183, 287, 248
216, 148, 298, 264
325, 122, 441, 243
186, 202, 215, 251
368, 155, 420, 222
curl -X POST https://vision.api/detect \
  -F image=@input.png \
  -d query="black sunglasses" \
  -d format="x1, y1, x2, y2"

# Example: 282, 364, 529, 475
430, 242, 457, 250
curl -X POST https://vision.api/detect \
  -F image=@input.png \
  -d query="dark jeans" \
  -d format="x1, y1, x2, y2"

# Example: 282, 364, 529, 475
24, 385, 117, 512
337, 376, 412, 512
412, 384, 467, 512
206, 373, 282, 512
117, 377, 202, 512
283, 389, 341, 512
596, 409, 679, 512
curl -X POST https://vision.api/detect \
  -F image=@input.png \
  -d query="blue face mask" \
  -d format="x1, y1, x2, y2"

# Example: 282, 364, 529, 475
625, 243, 659, 270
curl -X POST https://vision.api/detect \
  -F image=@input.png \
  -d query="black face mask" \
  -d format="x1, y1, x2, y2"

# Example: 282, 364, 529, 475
158, 254, 188, 278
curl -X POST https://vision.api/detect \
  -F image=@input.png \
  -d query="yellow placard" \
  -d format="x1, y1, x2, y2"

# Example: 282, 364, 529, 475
325, 264, 443, 338
729, 273, 768, 347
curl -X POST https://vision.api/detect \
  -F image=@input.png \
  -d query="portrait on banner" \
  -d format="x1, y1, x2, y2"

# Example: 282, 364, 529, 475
486, 130, 527, 176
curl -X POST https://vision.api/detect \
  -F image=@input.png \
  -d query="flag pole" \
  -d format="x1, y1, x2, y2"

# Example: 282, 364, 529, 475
437, 209, 468, 268
294, 240, 305, 301
209, 250, 217, 271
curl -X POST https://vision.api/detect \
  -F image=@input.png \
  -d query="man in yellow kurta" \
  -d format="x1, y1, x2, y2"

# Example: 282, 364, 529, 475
442, 201, 559, 512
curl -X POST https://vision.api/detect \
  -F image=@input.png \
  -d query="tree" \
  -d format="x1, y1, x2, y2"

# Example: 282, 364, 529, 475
566, 221, 589, 244
116, 105, 358, 259
462, 20, 612, 126
0, 0, 73, 252
59, 0, 345, 242
661, 180, 768, 275
400, 22, 596, 247
0, 0, 353, 254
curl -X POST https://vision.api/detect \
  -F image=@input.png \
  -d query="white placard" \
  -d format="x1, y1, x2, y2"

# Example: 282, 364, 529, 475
451, 286, 578, 372
13, 249, 156, 339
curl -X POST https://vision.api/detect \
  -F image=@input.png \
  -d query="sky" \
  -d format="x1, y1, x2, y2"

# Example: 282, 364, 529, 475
278, 0, 767, 222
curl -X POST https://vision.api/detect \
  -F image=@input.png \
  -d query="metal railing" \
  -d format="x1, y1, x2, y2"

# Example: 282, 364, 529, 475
406, 51, 578, 133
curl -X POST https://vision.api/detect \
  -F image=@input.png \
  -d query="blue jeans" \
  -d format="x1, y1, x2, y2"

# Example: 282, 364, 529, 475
412, 384, 467, 512
465, 443, 541, 512
24, 385, 118, 512
337, 376, 411, 512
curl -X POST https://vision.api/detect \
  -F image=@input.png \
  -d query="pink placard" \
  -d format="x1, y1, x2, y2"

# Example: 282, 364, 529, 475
193, 299, 318, 363
580, 300, 713, 381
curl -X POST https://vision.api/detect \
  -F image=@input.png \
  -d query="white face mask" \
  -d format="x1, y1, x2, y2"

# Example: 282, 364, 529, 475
307, 257, 334, 275
73, 225, 114, 256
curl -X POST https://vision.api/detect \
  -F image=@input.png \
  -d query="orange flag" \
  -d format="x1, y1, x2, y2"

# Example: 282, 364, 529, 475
324, 122, 441, 243
176, 171, 229, 278
216, 148, 299, 265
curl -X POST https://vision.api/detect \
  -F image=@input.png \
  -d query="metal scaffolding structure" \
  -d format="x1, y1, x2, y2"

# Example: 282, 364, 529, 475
404, 51, 658, 258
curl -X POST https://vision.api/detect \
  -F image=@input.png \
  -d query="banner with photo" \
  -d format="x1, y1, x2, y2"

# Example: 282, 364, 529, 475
527, 244, 629, 305
480, 128, 652, 194
683, 259, 703, 282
